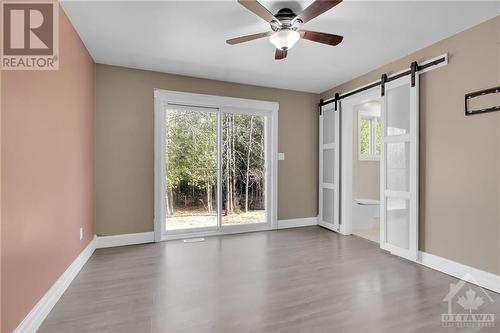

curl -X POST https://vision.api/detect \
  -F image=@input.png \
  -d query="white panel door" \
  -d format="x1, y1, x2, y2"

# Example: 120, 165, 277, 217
319, 105, 340, 231
380, 75, 419, 261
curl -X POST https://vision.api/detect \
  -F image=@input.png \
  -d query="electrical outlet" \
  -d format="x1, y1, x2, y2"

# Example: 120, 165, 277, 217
79, 227, 83, 240
278, 152, 285, 160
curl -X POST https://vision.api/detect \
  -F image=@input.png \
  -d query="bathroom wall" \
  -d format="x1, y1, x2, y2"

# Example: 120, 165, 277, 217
352, 103, 380, 201
322, 16, 500, 275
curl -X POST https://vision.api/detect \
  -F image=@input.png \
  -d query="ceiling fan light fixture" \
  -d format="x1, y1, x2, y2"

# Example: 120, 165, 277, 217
269, 29, 300, 51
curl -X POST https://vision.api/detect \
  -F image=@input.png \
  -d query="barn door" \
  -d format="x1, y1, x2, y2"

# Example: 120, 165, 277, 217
380, 74, 419, 261
319, 104, 340, 232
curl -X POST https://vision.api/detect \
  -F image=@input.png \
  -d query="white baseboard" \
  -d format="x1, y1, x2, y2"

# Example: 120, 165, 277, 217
277, 216, 318, 229
418, 251, 500, 294
96, 232, 155, 248
14, 236, 97, 333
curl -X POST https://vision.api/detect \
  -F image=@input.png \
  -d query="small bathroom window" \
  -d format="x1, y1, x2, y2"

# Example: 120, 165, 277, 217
358, 102, 381, 161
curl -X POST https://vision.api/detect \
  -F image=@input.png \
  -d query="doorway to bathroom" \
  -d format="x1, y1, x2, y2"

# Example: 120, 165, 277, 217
352, 100, 381, 243
334, 73, 420, 261
336, 89, 382, 244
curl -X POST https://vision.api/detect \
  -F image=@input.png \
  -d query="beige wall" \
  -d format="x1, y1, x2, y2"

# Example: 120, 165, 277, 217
1, 9, 95, 332
95, 65, 319, 236
352, 104, 380, 201
322, 16, 500, 275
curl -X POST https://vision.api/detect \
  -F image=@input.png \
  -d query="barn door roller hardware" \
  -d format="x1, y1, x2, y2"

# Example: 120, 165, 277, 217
465, 86, 500, 116
380, 74, 388, 97
334, 93, 340, 110
410, 61, 418, 87
319, 54, 447, 110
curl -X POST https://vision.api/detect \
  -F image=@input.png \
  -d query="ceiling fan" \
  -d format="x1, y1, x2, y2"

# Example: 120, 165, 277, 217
226, 0, 343, 60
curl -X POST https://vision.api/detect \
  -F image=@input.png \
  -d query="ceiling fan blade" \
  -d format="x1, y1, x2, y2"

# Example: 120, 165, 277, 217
300, 30, 343, 46
238, 0, 277, 23
275, 49, 287, 60
295, 0, 342, 24
226, 31, 272, 45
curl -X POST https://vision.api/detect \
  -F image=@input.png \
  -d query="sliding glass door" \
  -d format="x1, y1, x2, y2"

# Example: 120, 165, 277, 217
165, 105, 218, 232
155, 91, 277, 240
222, 113, 267, 227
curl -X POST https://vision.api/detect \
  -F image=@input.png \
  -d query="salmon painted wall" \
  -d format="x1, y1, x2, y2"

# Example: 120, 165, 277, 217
1, 7, 95, 332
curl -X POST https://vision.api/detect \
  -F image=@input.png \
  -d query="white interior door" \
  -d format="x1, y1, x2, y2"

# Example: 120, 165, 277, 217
319, 104, 340, 232
380, 75, 419, 261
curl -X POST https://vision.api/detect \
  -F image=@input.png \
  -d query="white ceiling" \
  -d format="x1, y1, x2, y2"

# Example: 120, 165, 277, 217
61, 0, 500, 93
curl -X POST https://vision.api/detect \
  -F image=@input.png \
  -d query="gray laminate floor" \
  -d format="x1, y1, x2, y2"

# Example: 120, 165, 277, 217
39, 227, 499, 333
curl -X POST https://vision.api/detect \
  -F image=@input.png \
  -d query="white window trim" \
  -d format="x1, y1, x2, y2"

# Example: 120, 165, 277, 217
153, 89, 279, 242
358, 112, 381, 161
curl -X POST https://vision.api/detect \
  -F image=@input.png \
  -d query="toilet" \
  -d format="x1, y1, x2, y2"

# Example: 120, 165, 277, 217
352, 198, 380, 229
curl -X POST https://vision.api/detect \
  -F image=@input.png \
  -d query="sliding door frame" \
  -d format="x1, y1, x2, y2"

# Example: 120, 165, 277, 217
154, 89, 279, 242
339, 88, 382, 236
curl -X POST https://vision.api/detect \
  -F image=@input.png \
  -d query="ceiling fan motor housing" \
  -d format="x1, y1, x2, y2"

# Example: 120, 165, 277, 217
270, 8, 301, 31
